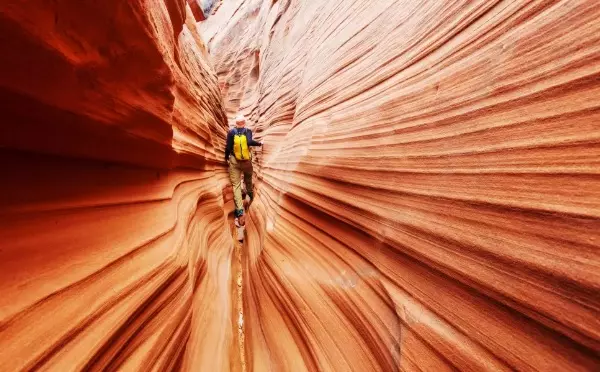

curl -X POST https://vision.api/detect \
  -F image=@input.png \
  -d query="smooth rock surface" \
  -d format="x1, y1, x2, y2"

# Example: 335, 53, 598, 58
0, 0, 599, 371
204, 0, 600, 371
0, 1, 236, 371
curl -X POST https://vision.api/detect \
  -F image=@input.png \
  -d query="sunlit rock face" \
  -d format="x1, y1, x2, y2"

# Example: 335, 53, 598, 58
205, 0, 600, 371
0, 1, 237, 371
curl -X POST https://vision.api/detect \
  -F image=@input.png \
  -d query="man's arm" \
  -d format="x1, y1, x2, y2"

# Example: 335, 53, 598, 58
246, 129, 262, 147
224, 130, 233, 161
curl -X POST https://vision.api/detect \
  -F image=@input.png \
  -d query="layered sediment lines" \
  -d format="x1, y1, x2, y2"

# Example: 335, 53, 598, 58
0, 1, 236, 371
1, 0, 600, 371
206, 0, 600, 371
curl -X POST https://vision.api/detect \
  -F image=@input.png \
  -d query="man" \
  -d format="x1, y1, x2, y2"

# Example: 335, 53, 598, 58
224, 114, 262, 225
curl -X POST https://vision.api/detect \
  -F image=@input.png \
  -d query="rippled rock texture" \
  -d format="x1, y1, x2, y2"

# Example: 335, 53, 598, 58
0, 1, 237, 371
1, 0, 600, 371
205, 0, 600, 371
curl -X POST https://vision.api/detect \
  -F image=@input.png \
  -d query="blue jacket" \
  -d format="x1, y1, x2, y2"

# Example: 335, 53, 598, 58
224, 127, 262, 161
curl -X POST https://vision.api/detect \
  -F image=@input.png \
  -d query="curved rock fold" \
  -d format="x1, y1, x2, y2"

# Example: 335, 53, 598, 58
1, 0, 599, 371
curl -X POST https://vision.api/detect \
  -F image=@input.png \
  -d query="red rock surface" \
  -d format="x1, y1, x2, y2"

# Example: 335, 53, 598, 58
1, 0, 600, 371
205, 0, 600, 371
0, 1, 236, 371
188, 0, 207, 21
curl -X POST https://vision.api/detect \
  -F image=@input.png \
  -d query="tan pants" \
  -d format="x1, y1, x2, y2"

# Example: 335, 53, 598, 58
228, 155, 253, 213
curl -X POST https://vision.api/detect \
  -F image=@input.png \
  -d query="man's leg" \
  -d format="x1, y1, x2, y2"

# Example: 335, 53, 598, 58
228, 157, 244, 216
242, 161, 254, 202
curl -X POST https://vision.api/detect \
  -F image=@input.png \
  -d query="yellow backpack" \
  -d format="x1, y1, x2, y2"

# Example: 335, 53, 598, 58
233, 129, 250, 160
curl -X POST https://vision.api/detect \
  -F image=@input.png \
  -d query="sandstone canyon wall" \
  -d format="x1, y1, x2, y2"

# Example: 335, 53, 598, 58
0, 0, 599, 371
0, 1, 239, 371
204, 0, 600, 371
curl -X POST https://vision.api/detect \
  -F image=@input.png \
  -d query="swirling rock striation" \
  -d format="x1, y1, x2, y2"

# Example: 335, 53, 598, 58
1, 0, 599, 371
0, 1, 237, 371
205, 0, 600, 371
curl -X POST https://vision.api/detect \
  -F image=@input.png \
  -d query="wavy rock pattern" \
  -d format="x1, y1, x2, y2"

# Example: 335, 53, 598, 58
205, 0, 600, 371
1, 0, 600, 371
0, 1, 237, 371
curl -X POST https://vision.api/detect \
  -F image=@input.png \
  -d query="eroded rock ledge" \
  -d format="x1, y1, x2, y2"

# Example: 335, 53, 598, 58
0, 0, 599, 371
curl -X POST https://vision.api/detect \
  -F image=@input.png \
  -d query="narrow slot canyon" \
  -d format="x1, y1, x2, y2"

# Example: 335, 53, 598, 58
1, 1, 599, 371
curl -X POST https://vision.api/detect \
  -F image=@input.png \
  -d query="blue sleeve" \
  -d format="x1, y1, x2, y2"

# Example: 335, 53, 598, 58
246, 129, 262, 146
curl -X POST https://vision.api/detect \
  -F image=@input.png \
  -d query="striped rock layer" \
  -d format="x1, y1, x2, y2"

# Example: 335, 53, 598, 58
0, 0, 599, 371
205, 0, 600, 371
0, 1, 235, 371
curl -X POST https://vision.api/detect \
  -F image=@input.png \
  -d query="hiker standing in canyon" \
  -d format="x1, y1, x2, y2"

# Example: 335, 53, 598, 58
225, 114, 262, 226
